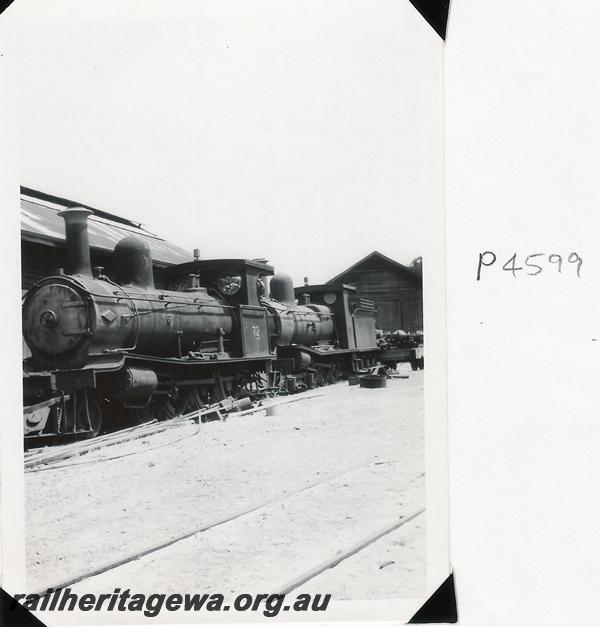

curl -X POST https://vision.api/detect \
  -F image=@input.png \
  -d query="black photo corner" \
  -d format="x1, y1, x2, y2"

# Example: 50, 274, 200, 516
0, 0, 450, 624
409, 0, 450, 39
1, 587, 46, 627
0, 0, 14, 17
409, 573, 458, 623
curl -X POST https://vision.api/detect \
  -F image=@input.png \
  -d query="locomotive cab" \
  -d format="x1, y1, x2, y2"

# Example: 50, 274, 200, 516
294, 283, 378, 351
163, 258, 275, 359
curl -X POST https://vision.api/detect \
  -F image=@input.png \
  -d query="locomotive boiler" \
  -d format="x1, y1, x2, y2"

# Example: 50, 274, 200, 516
22, 208, 379, 444
23, 209, 234, 370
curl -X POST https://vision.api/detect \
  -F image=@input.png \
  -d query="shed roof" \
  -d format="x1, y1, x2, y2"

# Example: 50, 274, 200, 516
20, 187, 192, 267
326, 250, 419, 284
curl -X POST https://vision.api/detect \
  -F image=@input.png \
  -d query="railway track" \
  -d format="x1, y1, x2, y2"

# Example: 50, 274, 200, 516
33, 460, 424, 598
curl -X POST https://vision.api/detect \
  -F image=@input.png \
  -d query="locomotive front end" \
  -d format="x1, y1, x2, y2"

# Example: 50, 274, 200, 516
22, 208, 139, 370
22, 272, 141, 370
24, 275, 97, 368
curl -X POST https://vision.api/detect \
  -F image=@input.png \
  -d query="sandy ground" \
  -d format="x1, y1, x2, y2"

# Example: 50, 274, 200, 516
26, 366, 424, 599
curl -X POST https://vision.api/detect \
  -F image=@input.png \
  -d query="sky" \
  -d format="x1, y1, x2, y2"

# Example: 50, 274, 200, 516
6, 0, 442, 285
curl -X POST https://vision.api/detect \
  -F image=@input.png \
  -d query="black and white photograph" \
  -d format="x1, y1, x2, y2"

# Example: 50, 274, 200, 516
5, 2, 600, 626
0, 1, 450, 624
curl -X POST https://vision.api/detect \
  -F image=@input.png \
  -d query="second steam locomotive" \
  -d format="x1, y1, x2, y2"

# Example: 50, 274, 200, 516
23, 208, 381, 443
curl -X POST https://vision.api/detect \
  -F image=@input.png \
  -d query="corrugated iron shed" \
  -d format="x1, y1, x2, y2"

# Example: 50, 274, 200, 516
21, 190, 192, 267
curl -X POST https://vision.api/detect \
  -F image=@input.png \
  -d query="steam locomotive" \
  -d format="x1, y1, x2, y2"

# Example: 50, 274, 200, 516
22, 208, 381, 444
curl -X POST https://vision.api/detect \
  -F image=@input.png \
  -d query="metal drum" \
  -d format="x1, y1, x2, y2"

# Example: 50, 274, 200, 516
359, 374, 387, 388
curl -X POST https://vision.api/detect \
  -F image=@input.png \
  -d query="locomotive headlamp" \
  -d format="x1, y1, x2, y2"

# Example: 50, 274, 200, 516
40, 310, 58, 328
216, 272, 242, 296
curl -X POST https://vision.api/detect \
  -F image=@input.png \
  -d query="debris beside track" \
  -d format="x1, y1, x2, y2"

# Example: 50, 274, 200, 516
24, 418, 181, 469
25, 393, 326, 471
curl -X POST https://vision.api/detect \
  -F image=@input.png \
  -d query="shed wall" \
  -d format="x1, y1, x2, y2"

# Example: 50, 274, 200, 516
334, 263, 423, 332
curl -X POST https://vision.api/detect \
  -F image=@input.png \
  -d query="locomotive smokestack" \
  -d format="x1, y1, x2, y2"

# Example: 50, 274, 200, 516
58, 208, 93, 276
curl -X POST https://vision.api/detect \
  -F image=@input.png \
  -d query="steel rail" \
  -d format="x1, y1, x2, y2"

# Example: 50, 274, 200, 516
273, 507, 426, 595
32, 458, 386, 597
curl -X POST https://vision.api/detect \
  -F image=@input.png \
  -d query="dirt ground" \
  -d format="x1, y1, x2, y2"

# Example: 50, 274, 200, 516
25, 366, 425, 599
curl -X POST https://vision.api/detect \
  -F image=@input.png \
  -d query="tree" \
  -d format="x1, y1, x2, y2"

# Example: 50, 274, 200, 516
410, 256, 423, 275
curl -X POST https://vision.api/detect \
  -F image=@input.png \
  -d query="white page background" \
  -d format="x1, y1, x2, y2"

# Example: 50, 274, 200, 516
2, 0, 599, 625
446, 1, 600, 625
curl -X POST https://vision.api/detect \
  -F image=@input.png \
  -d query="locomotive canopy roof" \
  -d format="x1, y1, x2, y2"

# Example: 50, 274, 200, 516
161, 258, 275, 283
20, 187, 192, 267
